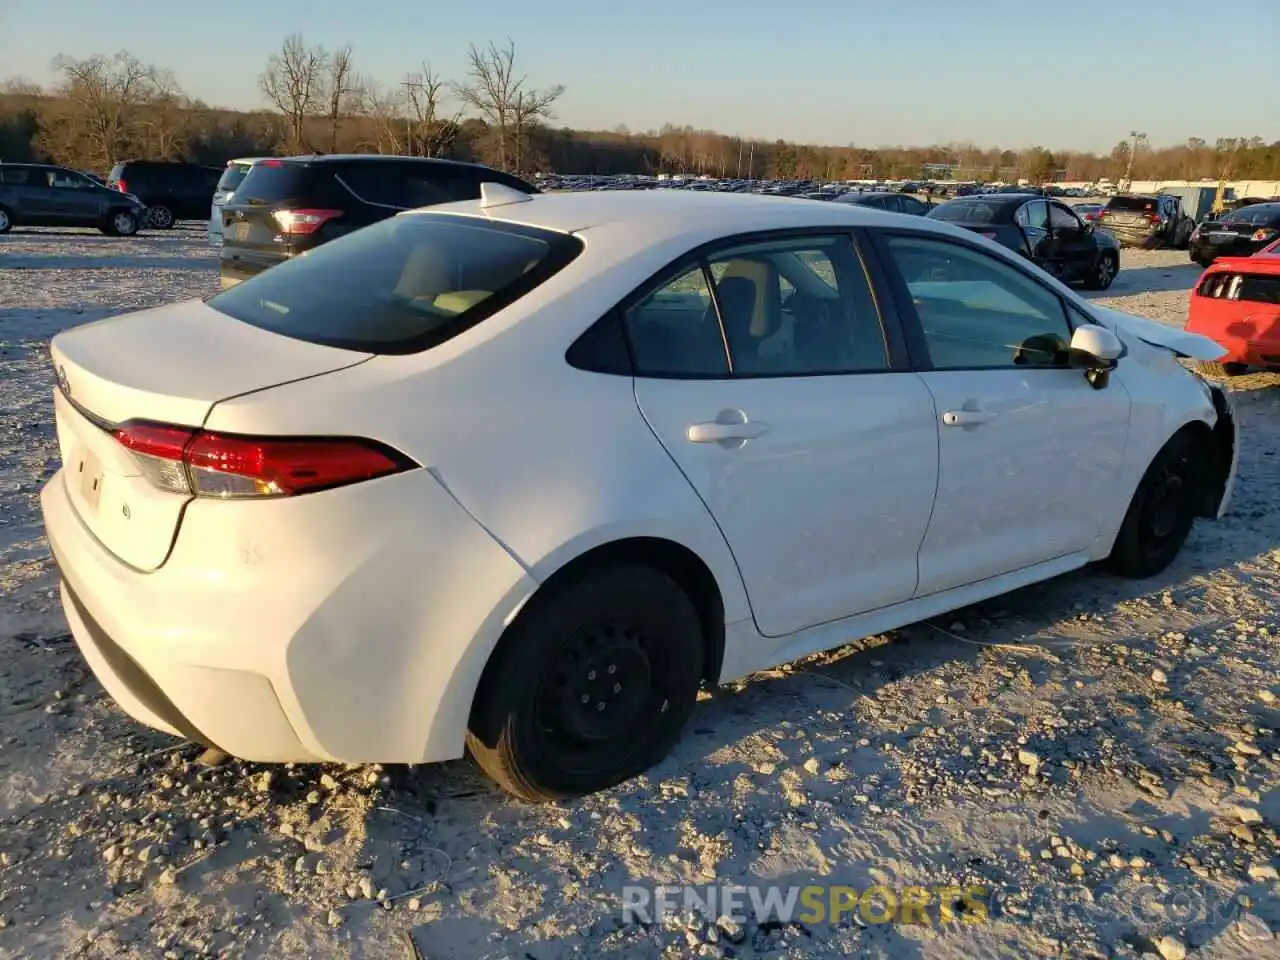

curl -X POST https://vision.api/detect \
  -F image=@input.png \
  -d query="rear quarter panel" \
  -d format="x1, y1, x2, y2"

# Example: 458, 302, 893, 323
201, 224, 755, 652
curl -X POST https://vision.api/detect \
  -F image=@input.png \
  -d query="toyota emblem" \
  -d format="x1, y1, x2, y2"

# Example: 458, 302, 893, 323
56, 366, 70, 397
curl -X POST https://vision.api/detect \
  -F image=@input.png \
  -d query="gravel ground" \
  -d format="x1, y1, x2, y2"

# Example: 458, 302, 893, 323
1, 229, 1279, 960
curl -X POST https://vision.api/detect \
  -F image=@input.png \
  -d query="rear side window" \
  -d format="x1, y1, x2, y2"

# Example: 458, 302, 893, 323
108, 164, 125, 182
337, 167, 468, 208
207, 214, 583, 354
0, 167, 35, 186
1230, 205, 1280, 225
930, 201, 999, 224
233, 162, 311, 204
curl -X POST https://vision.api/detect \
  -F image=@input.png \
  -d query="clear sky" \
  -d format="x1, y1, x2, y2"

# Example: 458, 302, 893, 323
1, 0, 1275, 153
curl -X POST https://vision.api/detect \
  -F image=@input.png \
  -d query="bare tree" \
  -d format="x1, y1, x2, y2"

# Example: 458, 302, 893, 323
511, 83, 563, 174
259, 33, 328, 151
353, 77, 404, 154
456, 39, 521, 170
405, 63, 462, 158
136, 68, 189, 159
49, 52, 160, 169
326, 44, 355, 153
1, 76, 44, 97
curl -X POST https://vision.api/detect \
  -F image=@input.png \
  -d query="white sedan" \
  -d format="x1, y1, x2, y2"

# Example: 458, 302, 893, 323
41, 187, 1238, 801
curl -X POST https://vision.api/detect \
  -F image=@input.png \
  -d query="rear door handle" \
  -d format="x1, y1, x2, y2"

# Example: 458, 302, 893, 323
688, 422, 768, 443
942, 409, 997, 427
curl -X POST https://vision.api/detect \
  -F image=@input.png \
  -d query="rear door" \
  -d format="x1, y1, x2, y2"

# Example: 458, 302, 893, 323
630, 230, 939, 638
873, 231, 1130, 596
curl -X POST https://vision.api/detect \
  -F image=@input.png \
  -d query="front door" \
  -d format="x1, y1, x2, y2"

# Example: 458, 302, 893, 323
1046, 202, 1097, 281
44, 170, 105, 224
875, 232, 1130, 596
629, 232, 939, 638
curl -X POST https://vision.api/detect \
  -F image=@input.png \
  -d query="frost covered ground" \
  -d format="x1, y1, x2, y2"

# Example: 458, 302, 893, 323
1, 229, 1278, 960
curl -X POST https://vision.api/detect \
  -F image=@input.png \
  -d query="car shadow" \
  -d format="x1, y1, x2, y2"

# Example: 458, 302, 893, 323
1082, 262, 1203, 298
0, 254, 213, 271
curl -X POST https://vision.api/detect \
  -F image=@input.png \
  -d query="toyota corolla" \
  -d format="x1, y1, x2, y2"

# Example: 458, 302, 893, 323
41, 187, 1238, 801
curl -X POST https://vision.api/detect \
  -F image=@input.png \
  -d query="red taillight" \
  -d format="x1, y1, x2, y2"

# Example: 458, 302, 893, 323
1252, 228, 1277, 242
112, 420, 414, 498
272, 208, 344, 236
1147, 213, 1160, 223
115, 179, 128, 194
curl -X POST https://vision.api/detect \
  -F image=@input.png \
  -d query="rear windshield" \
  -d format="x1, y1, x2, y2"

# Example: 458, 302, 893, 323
206, 214, 584, 354
216, 162, 256, 193
231, 162, 310, 204
1228, 204, 1280, 225
1106, 196, 1157, 212
929, 201, 1000, 224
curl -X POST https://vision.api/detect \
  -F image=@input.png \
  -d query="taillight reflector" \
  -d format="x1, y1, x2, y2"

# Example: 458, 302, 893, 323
115, 179, 128, 194
272, 208, 344, 236
112, 421, 415, 498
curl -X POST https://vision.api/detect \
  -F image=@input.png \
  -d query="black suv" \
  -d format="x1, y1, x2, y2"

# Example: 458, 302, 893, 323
0, 162, 149, 235
107, 160, 223, 228
218, 155, 539, 287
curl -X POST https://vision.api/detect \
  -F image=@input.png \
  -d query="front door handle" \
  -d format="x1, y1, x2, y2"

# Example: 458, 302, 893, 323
942, 409, 997, 427
688, 421, 768, 443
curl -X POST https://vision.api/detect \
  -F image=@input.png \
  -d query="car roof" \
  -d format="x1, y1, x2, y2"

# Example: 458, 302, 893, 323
280, 154, 497, 172
406, 188, 953, 240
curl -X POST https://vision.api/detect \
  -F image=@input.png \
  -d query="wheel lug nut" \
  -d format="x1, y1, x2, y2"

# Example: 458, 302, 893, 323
613, 683, 622, 693
587, 670, 597, 681
607, 664, 616, 674
580, 694, 590, 704
596, 702, 605, 711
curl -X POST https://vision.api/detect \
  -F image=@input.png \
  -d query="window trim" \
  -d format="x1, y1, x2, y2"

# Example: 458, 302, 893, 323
865, 227, 1087, 373
589, 226, 911, 381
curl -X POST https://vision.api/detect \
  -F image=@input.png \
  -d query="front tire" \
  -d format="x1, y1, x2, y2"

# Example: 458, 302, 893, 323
467, 564, 705, 802
1108, 431, 1202, 578
1084, 251, 1118, 290
102, 210, 140, 237
1197, 360, 1247, 378
0, 204, 13, 234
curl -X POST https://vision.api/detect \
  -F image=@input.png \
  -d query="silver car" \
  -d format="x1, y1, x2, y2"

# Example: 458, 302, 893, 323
208, 157, 270, 246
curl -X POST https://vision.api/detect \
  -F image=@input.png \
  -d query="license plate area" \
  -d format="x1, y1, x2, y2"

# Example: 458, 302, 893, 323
77, 447, 104, 512
1210, 232, 1237, 244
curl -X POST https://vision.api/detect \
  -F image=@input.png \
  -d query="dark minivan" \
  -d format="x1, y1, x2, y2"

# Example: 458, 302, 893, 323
107, 160, 223, 228
218, 155, 539, 288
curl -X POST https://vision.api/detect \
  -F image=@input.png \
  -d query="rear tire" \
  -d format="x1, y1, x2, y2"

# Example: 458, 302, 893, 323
466, 564, 705, 802
1107, 431, 1203, 578
1196, 360, 1247, 378
147, 204, 175, 229
0, 204, 12, 234
1084, 251, 1118, 290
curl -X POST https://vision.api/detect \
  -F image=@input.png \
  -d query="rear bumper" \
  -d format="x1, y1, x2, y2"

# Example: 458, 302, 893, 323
40, 466, 538, 764
1189, 237, 1269, 262
1104, 225, 1161, 248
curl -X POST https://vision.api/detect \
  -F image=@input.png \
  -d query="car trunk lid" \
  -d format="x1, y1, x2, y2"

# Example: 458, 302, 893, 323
49, 300, 372, 570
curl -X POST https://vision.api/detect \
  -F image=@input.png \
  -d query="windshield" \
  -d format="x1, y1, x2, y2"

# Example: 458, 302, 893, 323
1106, 196, 1157, 213
1229, 204, 1280, 225
207, 214, 583, 354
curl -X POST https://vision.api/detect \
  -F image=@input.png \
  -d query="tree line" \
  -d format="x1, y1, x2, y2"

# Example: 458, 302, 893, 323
1, 38, 1278, 185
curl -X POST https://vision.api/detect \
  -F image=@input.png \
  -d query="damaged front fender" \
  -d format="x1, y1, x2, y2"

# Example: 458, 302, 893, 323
1201, 383, 1238, 519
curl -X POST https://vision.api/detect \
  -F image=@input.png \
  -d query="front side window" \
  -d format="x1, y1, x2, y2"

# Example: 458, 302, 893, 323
207, 214, 582, 354
1048, 203, 1083, 232
884, 235, 1073, 370
47, 170, 91, 189
1015, 201, 1049, 231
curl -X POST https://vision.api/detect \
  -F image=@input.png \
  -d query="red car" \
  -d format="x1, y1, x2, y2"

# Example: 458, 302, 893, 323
1185, 238, 1280, 376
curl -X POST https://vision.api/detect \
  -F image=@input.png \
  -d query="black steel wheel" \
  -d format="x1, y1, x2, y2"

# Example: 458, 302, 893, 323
1108, 431, 1202, 578
467, 563, 705, 801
